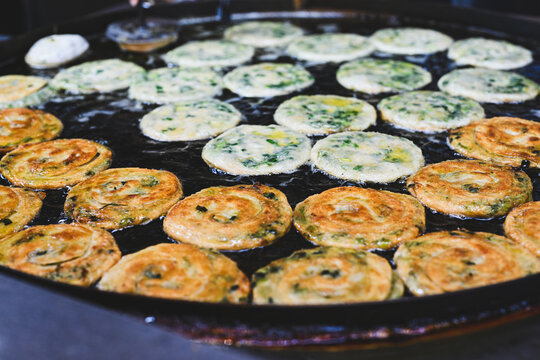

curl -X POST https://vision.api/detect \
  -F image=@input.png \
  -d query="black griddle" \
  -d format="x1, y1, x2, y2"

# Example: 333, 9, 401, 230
0, 0, 539, 347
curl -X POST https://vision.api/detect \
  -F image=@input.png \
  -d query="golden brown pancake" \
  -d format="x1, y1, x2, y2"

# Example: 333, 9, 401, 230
504, 201, 540, 257
448, 117, 540, 168
294, 187, 425, 250
97, 243, 249, 303
0, 224, 121, 286
0, 139, 112, 189
0, 185, 43, 239
65, 167, 183, 230
252, 246, 402, 305
163, 184, 291, 251
406, 160, 531, 218
0, 75, 47, 103
394, 231, 540, 296
0, 108, 63, 152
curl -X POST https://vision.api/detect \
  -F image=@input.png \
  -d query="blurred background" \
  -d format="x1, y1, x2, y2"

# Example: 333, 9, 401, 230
1, 0, 539, 40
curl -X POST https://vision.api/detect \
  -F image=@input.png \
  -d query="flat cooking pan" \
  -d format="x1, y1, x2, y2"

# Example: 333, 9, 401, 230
0, 0, 539, 347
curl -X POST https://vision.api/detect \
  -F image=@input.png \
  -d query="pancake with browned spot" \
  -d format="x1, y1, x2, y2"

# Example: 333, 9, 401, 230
65, 167, 183, 230
0, 139, 112, 189
294, 187, 425, 250
0, 185, 43, 239
504, 201, 540, 257
406, 160, 532, 218
0, 108, 63, 152
448, 117, 540, 168
252, 247, 403, 305
164, 184, 292, 251
97, 243, 249, 303
0, 224, 120, 286
394, 231, 540, 296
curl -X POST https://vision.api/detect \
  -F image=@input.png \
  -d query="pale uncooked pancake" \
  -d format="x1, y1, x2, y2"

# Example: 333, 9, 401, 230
394, 231, 540, 296
140, 99, 241, 141
163, 184, 292, 251
50, 59, 146, 94
294, 187, 425, 250
274, 95, 376, 135
0, 224, 121, 286
97, 243, 250, 303
311, 131, 424, 183
224, 21, 303, 48
128, 67, 222, 104
162, 40, 254, 68
438, 68, 539, 103
25, 34, 89, 69
370, 27, 453, 55
223, 63, 314, 98
286, 33, 375, 63
0, 108, 63, 152
65, 167, 183, 230
336, 58, 432, 94
252, 247, 402, 305
448, 37, 532, 70
378, 91, 485, 133
448, 117, 540, 168
202, 124, 311, 175
406, 160, 532, 218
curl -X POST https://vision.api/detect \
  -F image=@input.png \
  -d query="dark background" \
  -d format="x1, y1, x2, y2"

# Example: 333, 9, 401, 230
1, 0, 540, 39
0, 0, 539, 358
